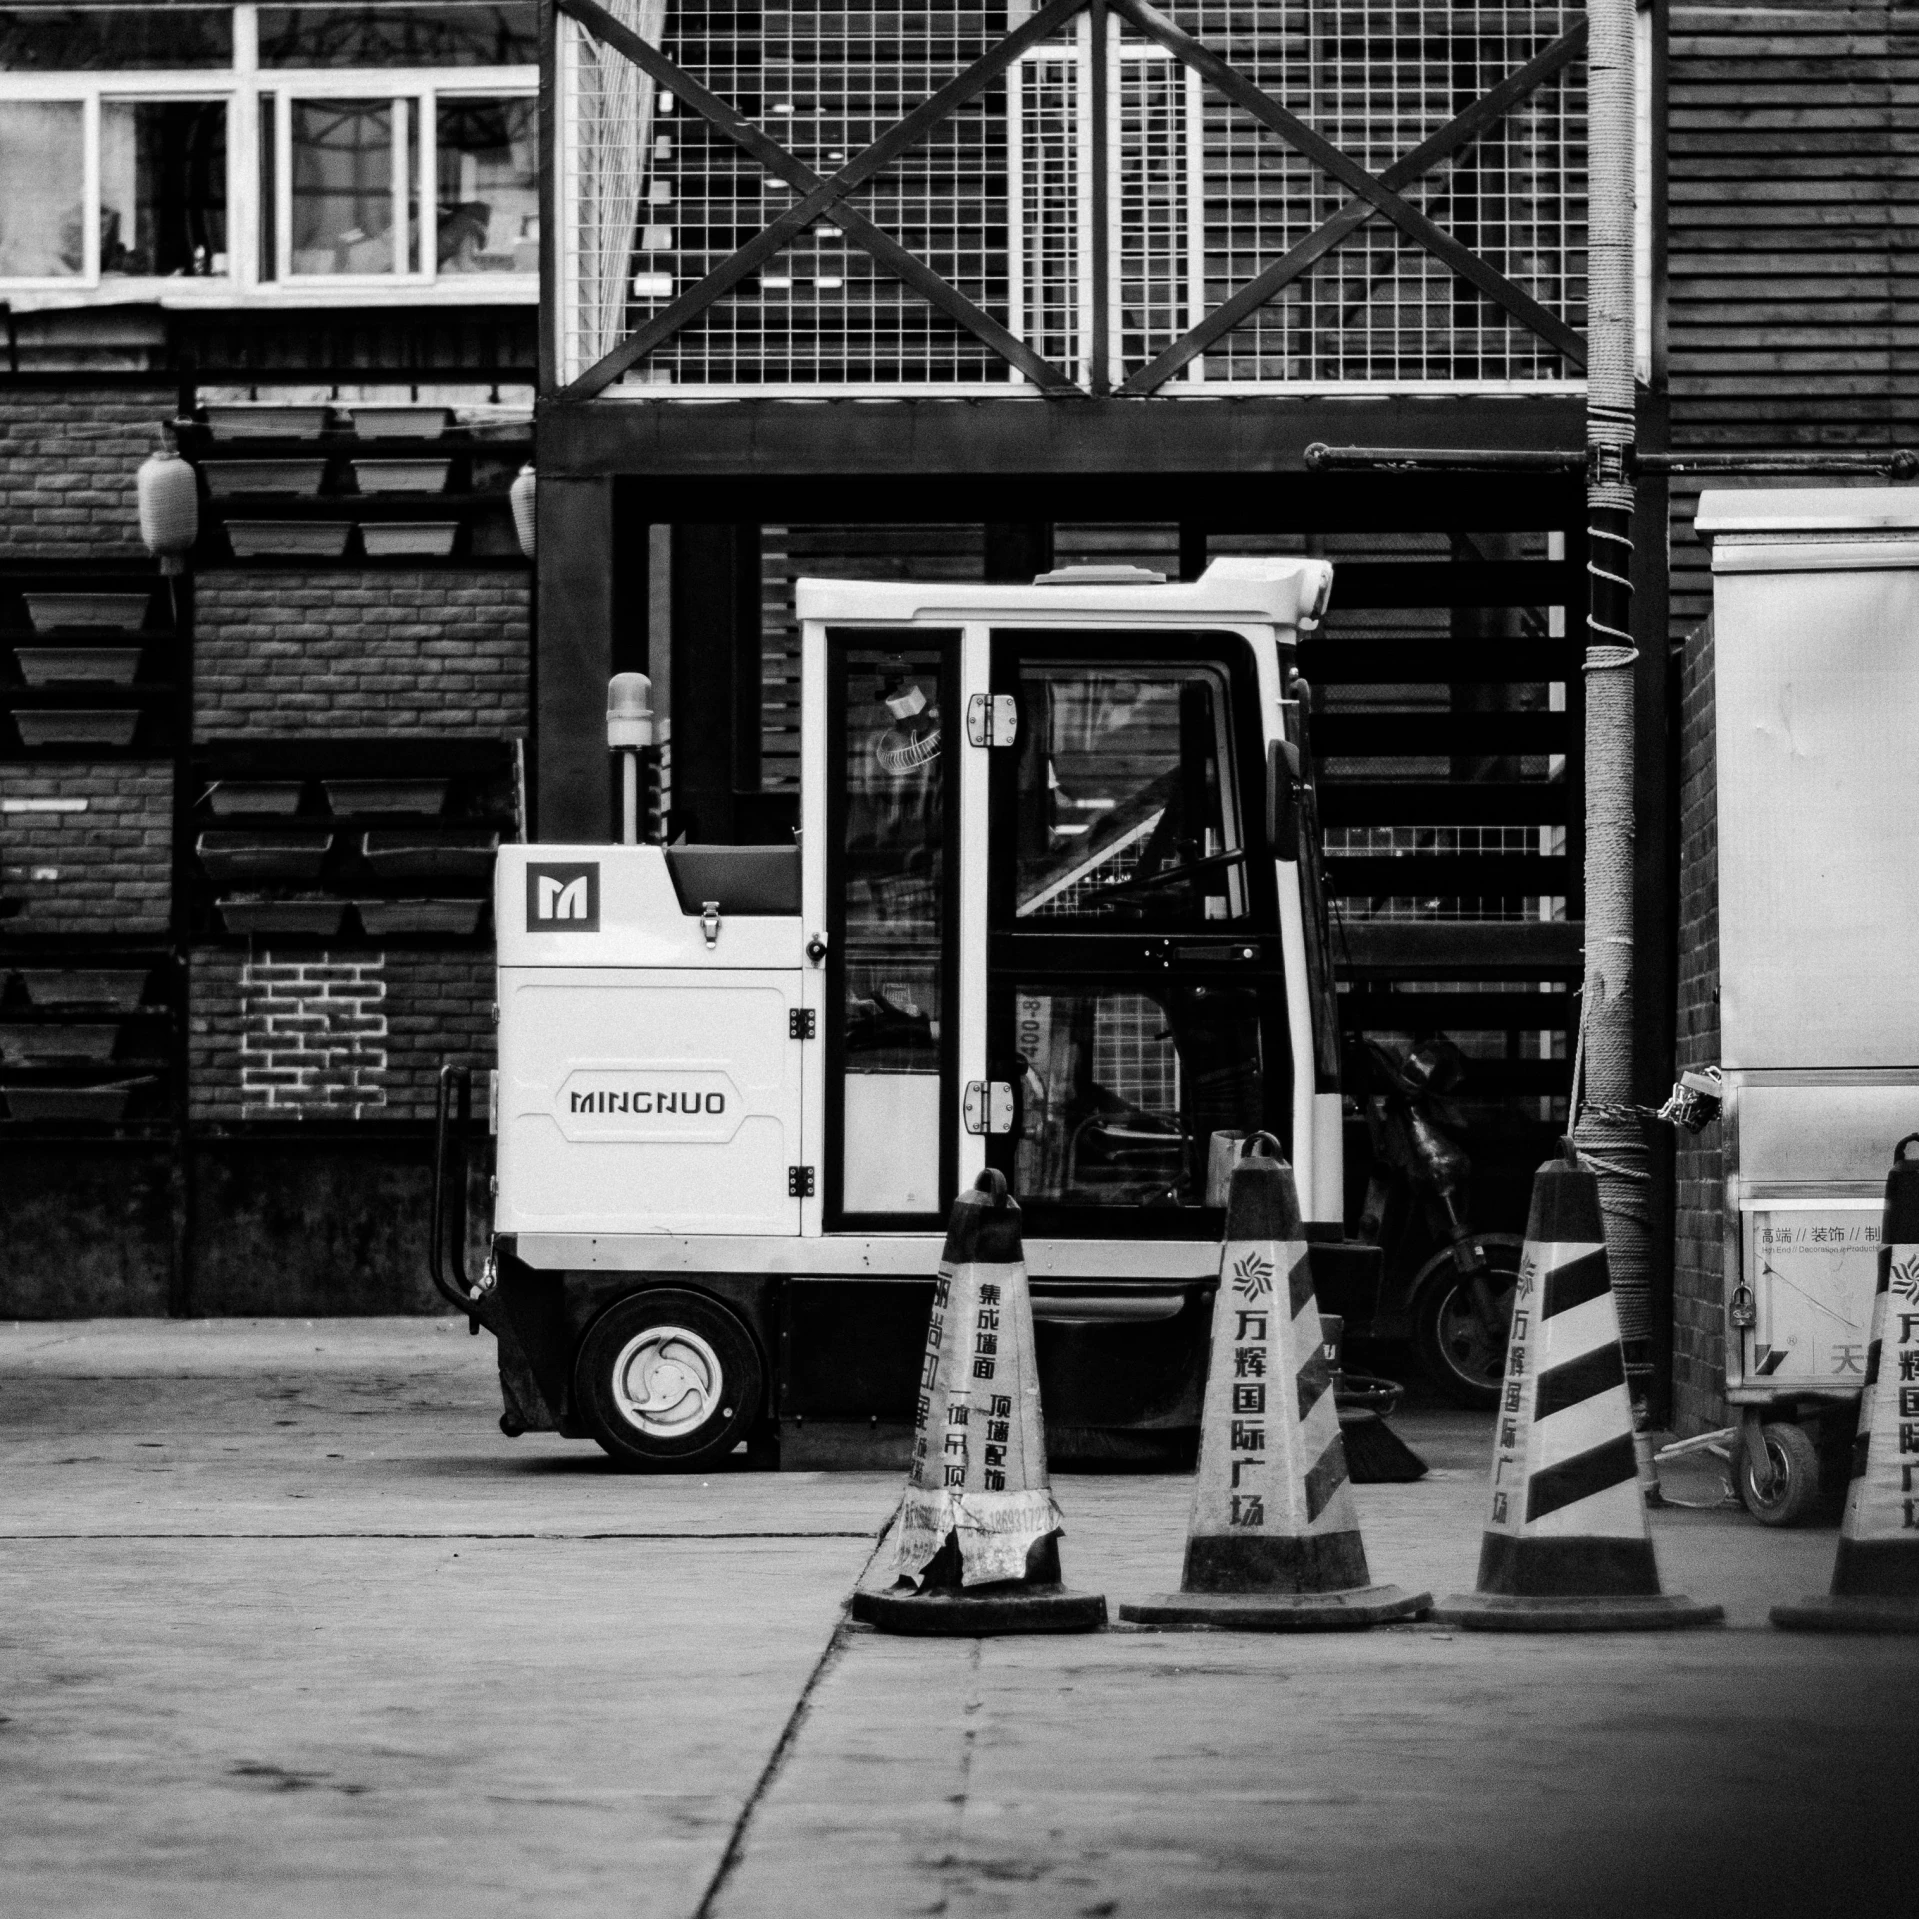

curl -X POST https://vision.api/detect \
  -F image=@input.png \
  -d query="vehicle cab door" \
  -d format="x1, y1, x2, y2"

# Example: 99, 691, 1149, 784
977, 629, 1292, 1234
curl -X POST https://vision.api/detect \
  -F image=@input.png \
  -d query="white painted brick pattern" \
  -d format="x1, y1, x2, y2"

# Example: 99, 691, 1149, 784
239, 952, 389, 1119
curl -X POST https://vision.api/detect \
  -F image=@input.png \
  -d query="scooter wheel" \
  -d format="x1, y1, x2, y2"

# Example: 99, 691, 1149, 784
1411, 1236, 1522, 1411
1737, 1420, 1821, 1528
574, 1288, 764, 1472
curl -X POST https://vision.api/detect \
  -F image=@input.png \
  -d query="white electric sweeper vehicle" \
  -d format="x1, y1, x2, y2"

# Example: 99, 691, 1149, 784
434, 559, 1488, 1470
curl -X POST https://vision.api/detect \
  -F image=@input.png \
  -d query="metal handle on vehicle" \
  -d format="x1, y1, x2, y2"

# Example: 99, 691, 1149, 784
430, 1061, 477, 1323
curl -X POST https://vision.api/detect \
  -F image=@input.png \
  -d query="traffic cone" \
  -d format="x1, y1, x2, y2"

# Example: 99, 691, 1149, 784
851, 1169, 1106, 1635
1435, 1142, 1723, 1631
1121, 1139, 1429, 1629
1773, 1133, 1919, 1633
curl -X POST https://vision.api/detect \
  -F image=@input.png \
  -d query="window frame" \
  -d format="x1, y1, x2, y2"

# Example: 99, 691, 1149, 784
0, 8, 535, 302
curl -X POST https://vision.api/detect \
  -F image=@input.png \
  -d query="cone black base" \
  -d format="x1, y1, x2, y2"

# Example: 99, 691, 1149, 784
1120, 1585, 1429, 1631
852, 1583, 1108, 1636
1770, 1595, 1919, 1634
1433, 1592, 1724, 1632
1182, 1530, 1371, 1595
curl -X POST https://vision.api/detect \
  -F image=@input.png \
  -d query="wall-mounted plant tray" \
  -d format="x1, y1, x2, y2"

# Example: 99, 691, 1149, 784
203, 781, 305, 816
0, 1023, 120, 1066
12, 969, 150, 1011
358, 522, 458, 557
353, 897, 486, 936
359, 828, 499, 884
1, 1079, 150, 1122
225, 521, 352, 558
204, 405, 330, 440
202, 460, 327, 498
345, 406, 449, 440
13, 647, 144, 687
215, 897, 348, 936
323, 778, 447, 816
351, 459, 451, 494
21, 593, 150, 633
197, 831, 333, 887
13, 710, 140, 746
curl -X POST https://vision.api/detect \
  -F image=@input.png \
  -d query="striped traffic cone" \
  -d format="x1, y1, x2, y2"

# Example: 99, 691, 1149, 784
1774, 1134, 1919, 1633
1121, 1139, 1429, 1629
851, 1169, 1106, 1635
1435, 1142, 1723, 1631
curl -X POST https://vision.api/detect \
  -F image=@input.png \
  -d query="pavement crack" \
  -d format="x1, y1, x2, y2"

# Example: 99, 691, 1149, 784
690, 1519, 894, 1919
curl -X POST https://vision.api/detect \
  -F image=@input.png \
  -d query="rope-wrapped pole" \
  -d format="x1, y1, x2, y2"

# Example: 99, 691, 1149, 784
1576, 0, 1653, 1402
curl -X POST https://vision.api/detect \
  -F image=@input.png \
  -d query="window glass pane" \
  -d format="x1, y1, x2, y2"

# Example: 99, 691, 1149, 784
839, 646, 945, 1216
291, 99, 396, 274
0, 7, 232, 70
436, 95, 536, 273
1008, 985, 1264, 1207
101, 101, 228, 277
0, 100, 82, 275
1013, 664, 1245, 925
260, 5, 537, 67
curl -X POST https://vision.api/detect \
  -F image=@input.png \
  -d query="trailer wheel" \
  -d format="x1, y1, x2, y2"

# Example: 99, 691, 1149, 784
1736, 1420, 1821, 1527
574, 1290, 763, 1472
1411, 1236, 1523, 1410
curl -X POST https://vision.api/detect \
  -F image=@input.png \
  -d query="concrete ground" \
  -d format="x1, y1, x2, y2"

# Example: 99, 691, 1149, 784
3, 1320, 1914, 1919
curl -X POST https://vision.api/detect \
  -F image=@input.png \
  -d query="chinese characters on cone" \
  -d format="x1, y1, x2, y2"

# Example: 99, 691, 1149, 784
1435, 1142, 1722, 1631
851, 1169, 1106, 1635
1121, 1138, 1428, 1629
1774, 1133, 1919, 1632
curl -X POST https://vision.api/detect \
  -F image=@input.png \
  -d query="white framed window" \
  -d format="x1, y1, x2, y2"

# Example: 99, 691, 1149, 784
265, 77, 535, 285
0, 4, 535, 302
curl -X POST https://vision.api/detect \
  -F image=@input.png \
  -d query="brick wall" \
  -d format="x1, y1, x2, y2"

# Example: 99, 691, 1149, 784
0, 387, 170, 556
194, 571, 529, 737
1673, 619, 1724, 1435
0, 765, 172, 935
191, 947, 492, 1125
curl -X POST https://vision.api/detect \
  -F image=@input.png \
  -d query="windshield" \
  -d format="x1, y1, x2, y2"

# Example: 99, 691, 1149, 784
1013, 663, 1246, 926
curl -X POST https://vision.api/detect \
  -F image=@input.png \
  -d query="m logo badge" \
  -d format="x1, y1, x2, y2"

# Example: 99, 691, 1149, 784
526, 861, 599, 932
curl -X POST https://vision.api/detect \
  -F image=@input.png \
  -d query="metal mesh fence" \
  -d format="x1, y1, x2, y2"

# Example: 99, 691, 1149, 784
558, 3, 1584, 391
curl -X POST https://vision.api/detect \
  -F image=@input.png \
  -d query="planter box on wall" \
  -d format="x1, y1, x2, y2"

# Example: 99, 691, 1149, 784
13, 969, 150, 1011
357, 522, 458, 557
214, 897, 349, 936
353, 897, 485, 936
351, 460, 451, 495
224, 521, 352, 558
13, 710, 140, 747
13, 648, 143, 686
21, 594, 150, 633
203, 405, 330, 440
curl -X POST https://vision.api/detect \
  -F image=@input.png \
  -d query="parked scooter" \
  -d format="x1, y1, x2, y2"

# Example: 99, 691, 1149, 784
1352, 1035, 1520, 1408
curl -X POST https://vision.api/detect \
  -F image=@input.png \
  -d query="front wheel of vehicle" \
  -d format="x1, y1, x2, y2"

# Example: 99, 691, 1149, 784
1736, 1420, 1821, 1528
574, 1289, 763, 1472
1412, 1235, 1524, 1410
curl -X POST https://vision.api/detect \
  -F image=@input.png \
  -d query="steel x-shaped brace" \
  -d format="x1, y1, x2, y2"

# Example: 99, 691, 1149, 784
556, 0, 1588, 402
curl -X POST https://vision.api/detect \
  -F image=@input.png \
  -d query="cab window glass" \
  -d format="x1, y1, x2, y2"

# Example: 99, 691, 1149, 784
1014, 664, 1245, 925
1009, 985, 1263, 1207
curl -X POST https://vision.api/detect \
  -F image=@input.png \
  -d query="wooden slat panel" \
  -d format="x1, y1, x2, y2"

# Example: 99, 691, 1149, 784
1338, 989, 1579, 1030
1298, 640, 1578, 684
1336, 919, 1584, 978
1328, 561, 1576, 609
1318, 781, 1569, 826
1327, 856, 1571, 896
1315, 712, 1569, 757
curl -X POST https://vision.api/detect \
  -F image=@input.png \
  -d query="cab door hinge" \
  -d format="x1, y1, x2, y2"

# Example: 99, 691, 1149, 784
966, 693, 1019, 748
788, 1165, 816, 1198
789, 1006, 817, 1039
963, 1080, 1015, 1135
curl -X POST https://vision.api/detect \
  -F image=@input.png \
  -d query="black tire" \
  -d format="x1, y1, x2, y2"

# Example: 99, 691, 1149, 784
1736, 1420, 1821, 1527
1412, 1236, 1523, 1410
574, 1289, 763, 1472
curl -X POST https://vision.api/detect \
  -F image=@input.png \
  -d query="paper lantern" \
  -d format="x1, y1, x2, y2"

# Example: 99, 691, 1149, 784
137, 443, 199, 575
510, 463, 536, 560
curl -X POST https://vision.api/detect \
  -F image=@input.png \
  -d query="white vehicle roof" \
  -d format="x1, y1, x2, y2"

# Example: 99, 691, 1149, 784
795, 556, 1334, 628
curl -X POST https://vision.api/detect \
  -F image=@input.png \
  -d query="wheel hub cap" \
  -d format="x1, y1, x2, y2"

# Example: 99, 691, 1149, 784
610, 1327, 725, 1438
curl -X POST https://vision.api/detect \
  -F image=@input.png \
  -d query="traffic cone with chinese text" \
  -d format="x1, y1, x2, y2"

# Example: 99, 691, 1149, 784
851, 1168, 1106, 1635
1435, 1142, 1723, 1630
1773, 1134, 1919, 1633
1121, 1138, 1429, 1629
